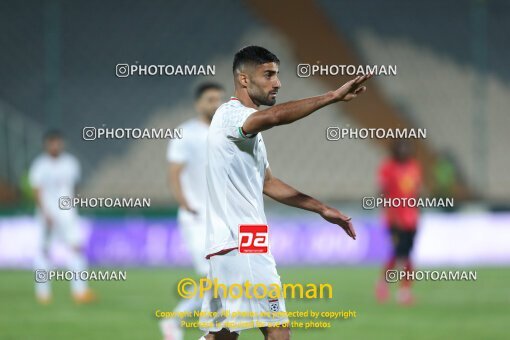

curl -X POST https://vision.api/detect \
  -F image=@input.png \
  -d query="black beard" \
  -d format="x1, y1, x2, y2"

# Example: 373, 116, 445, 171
252, 94, 276, 107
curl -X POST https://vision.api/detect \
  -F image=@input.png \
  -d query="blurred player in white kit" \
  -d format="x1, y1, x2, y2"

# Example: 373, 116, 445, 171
29, 130, 95, 304
161, 83, 225, 340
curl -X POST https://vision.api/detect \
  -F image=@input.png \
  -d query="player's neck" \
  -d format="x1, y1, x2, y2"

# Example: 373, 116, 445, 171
233, 90, 259, 110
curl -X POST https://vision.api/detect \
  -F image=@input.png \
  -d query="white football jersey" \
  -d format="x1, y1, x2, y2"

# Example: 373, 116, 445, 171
205, 97, 270, 256
29, 152, 80, 216
167, 118, 209, 215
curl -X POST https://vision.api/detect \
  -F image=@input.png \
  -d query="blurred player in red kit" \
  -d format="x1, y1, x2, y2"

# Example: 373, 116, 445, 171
376, 140, 422, 305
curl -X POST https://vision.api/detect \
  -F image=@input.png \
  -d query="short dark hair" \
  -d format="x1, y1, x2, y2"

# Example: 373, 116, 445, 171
43, 129, 63, 141
195, 82, 224, 100
233, 46, 280, 74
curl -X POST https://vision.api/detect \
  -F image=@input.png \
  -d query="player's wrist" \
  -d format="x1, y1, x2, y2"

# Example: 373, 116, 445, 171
317, 204, 329, 216
324, 91, 338, 104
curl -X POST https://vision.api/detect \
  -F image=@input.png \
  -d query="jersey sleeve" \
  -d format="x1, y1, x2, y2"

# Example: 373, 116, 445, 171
223, 105, 258, 140
263, 137, 270, 169
167, 131, 189, 164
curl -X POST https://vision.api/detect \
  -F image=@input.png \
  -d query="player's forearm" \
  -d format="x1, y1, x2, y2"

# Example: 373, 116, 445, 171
33, 189, 52, 220
33, 189, 44, 210
169, 179, 188, 208
172, 189, 188, 208
244, 92, 336, 134
263, 177, 326, 214
168, 168, 189, 208
267, 92, 336, 125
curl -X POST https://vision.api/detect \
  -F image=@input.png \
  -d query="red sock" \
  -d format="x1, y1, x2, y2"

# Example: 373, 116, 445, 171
401, 258, 413, 288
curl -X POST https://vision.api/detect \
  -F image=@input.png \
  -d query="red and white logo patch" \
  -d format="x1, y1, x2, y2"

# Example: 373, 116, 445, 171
238, 224, 269, 254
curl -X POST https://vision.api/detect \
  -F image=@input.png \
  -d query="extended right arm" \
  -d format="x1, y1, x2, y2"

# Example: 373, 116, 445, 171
242, 74, 371, 135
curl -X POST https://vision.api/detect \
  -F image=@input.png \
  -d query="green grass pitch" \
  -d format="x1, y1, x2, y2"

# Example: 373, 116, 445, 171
0, 267, 507, 339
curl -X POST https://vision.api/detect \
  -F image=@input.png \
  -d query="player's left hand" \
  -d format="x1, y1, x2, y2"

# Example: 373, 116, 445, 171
332, 74, 372, 102
320, 207, 356, 240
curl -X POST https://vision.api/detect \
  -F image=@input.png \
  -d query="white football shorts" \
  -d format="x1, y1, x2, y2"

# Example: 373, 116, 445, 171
199, 249, 288, 333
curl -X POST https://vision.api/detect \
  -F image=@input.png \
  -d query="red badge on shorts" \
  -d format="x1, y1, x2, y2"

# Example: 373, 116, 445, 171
238, 224, 269, 254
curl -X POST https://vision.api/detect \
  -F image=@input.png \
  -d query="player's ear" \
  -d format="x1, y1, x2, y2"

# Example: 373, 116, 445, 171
238, 72, 249, 88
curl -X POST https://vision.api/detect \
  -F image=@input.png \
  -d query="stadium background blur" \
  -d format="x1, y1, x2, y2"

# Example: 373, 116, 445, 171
1, 0, 509, 339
